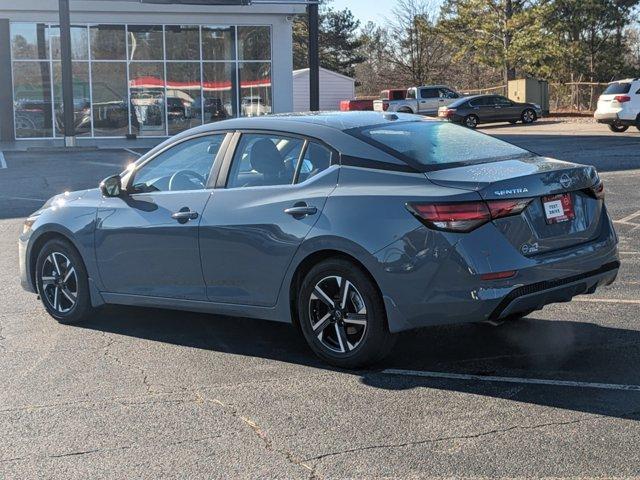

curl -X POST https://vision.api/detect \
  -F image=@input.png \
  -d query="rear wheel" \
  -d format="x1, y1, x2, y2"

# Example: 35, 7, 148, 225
297, 258, 395, 368
608, 121, 628, 132
463, 114, 479, 129
35, 238, 95, 325
521, 109, 537, 124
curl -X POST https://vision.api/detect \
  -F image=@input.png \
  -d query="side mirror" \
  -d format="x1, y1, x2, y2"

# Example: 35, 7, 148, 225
100, 175, 124, 197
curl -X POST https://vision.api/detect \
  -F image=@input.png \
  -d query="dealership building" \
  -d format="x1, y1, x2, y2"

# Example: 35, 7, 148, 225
0, 0, 306, 143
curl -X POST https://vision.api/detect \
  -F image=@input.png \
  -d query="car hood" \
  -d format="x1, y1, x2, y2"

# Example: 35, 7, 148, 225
38, 188, 99, 212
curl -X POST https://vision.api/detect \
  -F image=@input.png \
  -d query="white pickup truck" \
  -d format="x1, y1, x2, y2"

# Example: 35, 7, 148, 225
373, 85, 462, 115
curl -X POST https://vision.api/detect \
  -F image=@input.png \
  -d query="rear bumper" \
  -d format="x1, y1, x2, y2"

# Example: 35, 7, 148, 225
594, 111, 636, 125
489, 261, 618, 320
374, 209, 619, 332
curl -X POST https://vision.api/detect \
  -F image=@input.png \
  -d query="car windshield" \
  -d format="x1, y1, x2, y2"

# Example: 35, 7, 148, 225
351, 120, 531, 170
603, 83, 631, 94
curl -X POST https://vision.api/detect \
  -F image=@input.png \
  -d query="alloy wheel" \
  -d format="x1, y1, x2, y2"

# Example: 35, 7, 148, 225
40, 252, 78, 314
465, 115, 478, 128
308, 275, 368, 354
522, 110, 535, 123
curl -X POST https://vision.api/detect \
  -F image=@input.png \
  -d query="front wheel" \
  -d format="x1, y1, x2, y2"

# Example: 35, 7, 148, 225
521, 109, 537, 124
297, 258, 396, 368
608, 121, 629, 133
35, 238, 95, 325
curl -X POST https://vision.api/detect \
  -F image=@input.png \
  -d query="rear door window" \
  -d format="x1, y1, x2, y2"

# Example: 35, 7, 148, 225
295, 142, 332, 184
603, 83, 631, 94
420, 88, 439, 99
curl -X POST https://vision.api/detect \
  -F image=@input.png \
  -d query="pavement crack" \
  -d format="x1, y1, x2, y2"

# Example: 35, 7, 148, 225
303, 418, 593, 463
101, 332, 154, 394
205, 395, 319, 478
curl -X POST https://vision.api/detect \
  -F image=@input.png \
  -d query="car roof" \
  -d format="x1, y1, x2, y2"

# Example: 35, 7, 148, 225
191, 111, 433, 133
140, 111, 428, 170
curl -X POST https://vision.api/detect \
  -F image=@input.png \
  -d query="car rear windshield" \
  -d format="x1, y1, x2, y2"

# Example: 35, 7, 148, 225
350, 121, 531, 170
603, 82, 631, 94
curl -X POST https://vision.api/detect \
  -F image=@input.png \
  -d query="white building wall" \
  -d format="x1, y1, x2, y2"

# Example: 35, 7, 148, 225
293, 67, 355, 112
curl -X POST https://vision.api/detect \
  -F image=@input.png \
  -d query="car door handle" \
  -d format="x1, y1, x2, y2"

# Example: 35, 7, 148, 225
284, 205, 317, 217
171, 209, 199, 223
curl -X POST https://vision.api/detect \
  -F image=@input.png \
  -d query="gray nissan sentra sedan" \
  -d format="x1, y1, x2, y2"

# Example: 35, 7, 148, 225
19, 112, 619, 368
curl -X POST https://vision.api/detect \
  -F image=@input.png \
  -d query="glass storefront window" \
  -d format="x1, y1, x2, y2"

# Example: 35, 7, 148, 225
12, 61, 54, 138
11, 23, 49, 60
202, 62, 235, 122
202, 26, 235, 61
49, 25, 89, 60
166, 62, 203, 135
238, 26, 270, 61
10, 22, 272, 138
239, 62, 271, 117
129, 62, 166, 136
165, 25, 200, 61
128, 25, 164, 60
53, 61, 91, 136
91, 62, 129, 137
90, 25, 126, 60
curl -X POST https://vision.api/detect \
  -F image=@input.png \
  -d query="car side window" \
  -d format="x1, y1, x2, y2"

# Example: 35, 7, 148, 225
439, 88, 458, 99
130, 134, 224, 193
420, 88, 439, 99
406, 89, 416, 99
471, 97, 491, 107
226, 134, 304, 188
296, 142, 332, 184
493, 96, 513, 106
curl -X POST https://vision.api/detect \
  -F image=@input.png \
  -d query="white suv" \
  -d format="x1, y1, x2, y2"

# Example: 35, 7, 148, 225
594, 78, 640, 132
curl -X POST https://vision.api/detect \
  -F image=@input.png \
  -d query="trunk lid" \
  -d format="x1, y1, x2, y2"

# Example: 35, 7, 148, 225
425, 156, 604, 256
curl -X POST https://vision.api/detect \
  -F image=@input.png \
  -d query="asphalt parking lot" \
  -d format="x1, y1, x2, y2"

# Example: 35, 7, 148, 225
1, 119, 640, 479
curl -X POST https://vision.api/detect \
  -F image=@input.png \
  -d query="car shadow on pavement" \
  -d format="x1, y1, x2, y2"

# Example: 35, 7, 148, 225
81, 306, 640, 421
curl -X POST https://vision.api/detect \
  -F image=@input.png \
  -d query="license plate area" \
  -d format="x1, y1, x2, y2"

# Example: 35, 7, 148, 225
542, 193, 575, 224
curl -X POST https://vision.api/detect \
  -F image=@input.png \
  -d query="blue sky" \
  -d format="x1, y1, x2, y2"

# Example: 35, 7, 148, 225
330, 0, 397, 26
330, 0, 443, 27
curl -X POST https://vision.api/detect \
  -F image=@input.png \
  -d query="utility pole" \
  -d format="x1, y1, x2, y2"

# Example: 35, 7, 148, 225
59, 0, 76, 146
308, 1, 319, 111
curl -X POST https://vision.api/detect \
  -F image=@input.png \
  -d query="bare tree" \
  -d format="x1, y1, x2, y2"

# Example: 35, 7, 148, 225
386, 0, 452, 85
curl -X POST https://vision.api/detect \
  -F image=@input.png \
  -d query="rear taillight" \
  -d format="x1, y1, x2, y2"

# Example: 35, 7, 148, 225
406, 198, 532, 233
438, 108, 456, 118
614, 95, 631, 103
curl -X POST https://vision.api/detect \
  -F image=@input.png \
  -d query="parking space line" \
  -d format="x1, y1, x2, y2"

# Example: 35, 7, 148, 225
617, 210, 640, 224
381, 369, 640, 392
123, 148, 142, 157
0, 195, 47, 202
573, 297, 640, 304
0, 151, 6, 169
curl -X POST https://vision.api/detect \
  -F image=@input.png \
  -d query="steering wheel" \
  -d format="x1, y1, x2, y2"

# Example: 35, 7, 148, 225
168, 170, 206, 191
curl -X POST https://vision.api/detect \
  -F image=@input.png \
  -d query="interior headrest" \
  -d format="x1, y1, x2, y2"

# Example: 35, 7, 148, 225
250, 139, 284, 176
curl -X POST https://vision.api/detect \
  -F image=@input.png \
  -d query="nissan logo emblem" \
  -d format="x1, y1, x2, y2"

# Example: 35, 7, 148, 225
560, 173, 572, 189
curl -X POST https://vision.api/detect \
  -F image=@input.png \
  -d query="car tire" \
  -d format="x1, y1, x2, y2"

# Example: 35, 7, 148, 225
297, 258, 396, 368
35, 238, 95, 325
398, 107, 413, 114
635, 114, 640, 132
608, 121, 629, 133
521, 109, 537, 124
463, 114, 479, 129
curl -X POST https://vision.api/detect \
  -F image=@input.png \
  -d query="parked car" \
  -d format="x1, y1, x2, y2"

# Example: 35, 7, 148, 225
594, 78, 640, 132
339, 99, 374, 111
373, 85, 461, 115
438, 94, 542, 128
19, 112, 619, 368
